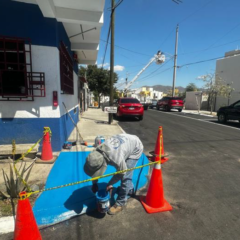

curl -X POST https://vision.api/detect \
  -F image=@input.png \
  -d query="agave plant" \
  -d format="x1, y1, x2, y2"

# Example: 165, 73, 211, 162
0, 160, 34, 199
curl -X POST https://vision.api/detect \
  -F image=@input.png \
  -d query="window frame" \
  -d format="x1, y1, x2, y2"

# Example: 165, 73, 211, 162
0, 36, 45, 101
59, 42, 74, 95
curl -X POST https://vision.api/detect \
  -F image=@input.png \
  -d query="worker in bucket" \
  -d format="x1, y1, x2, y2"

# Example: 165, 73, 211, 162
84, 134, 143, 215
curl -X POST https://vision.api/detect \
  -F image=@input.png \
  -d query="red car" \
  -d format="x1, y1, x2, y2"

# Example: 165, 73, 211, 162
157, 97, 184, 112
115, 97, 144, 120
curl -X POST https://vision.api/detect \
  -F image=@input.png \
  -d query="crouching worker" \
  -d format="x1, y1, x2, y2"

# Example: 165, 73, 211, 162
84, 134, 143, 215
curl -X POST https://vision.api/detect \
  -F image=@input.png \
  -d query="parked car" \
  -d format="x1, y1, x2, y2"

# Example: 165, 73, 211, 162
149, 99, 158, 109
114, 97, 144, 120
157, 97, 184, 112
217, 100, 240, 123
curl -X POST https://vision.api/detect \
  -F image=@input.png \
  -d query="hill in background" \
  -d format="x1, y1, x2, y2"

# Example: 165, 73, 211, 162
144, 85, 185, 93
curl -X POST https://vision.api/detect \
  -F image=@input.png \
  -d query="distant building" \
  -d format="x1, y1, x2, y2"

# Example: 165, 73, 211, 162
152, 90, 163, 99
128, 87, 163, 102
215, 50, 240, 110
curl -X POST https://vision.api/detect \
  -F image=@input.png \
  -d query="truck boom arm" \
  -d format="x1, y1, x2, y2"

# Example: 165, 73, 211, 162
123, 51, 165, 92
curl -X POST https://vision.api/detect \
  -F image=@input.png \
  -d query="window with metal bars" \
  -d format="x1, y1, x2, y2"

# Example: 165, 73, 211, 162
59, 42, 74, 95
0, 36, 45, 101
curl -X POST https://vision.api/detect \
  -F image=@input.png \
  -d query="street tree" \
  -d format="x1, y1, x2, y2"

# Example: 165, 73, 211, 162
186, 83, 198, 92
180, 83, 198, 99
197, 73, 234, 113
79, 65, 118, 107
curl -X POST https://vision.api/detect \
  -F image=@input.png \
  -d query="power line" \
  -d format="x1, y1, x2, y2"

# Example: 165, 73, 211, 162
178, 0, 215, 24
178, 56, 224, 68
178, 38, 240, 56
158, 28, 175, 49
108, 0, 124, 10
178, 48, 240, 68
101, 22, 111, 68
176, 4, 240, 58
116, 52, 148, 65
137, 57, 174, 81
172, 0, 183, 4
116, 66, 173, 89
158, 1, 215, 51
102, 0, 124, 68
100, 38, 152, 57
205, 22, 240, 50
116, 60, 174, 89
114, 0, 124, 9
128, 57, 174, 86
135, 67, 174, 84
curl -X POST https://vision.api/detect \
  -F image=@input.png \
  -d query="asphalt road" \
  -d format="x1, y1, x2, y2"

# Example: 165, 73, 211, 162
41, 109, 240, 240
3, 109, 240, 240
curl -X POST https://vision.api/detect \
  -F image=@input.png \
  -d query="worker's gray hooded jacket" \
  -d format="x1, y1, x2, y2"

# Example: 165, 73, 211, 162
96, 134, 143, 185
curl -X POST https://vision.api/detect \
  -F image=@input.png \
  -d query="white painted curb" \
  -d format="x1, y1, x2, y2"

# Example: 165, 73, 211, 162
0, 216, 14, 234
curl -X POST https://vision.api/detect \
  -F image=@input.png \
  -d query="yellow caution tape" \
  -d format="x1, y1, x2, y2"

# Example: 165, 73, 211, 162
12, 140, 16, 156
19, 191, 33, 200
26, 159, 162, 198
18, 128, 164, 200
13, 128, 52, 193
43, 127, 52, 137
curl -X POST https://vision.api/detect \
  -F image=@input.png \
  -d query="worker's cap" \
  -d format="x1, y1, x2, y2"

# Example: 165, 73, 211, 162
84, 151, 107, 178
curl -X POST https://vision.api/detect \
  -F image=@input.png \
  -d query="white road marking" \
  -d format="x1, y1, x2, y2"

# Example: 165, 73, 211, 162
148, 109, 240, 131
118, 124, 126, 133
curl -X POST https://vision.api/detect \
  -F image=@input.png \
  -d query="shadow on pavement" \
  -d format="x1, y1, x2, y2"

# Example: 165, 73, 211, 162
116, 117, 141, 122
64, 183, 122, 219
64, 183, 107, 218
81, 116, 108, 122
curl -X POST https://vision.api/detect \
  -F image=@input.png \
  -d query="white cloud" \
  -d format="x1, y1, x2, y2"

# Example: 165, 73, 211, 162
109, 65, 125, 72
114, 65, 125, 71
196, 75, 205, 80
97, 63, 109, 68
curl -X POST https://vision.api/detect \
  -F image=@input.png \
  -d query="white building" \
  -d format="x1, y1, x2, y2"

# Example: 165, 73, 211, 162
128, 87, 163, 102
152, 90, 163, 100
215, 50, 240, 110
0, 0, 105, 151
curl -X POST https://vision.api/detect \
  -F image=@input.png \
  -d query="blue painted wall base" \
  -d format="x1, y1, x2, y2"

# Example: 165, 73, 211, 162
0, 108, 79, 151
33, 152, 149, 226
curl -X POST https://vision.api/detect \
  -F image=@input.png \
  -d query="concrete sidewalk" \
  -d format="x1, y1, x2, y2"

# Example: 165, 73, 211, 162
182, 109, 217, 117
65, 107, 123, 151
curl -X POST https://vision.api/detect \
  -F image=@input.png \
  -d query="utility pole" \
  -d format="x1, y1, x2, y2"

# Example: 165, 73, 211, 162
109, 0, 115, 124
172, 24, 179, 97
125, 72, 129, 97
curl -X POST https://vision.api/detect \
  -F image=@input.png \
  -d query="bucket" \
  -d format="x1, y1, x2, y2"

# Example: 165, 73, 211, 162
96, 189, 110, 213
94, 135, 105, 147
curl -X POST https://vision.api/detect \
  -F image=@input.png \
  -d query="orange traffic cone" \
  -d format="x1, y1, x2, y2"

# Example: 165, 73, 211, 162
14, 192, 42, 240
41, 127, 53, 161
153, 126, 169, 164
159, 126, 169, 163
140, 162, 172, 213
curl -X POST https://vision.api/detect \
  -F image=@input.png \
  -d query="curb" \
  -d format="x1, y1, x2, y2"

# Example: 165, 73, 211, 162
0, 216, 14, 234
182, 110, 217, 117
116, 122, 126, 134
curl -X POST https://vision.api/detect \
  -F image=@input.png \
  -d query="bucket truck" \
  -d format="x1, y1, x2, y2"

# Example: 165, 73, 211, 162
123, 51, 165, 109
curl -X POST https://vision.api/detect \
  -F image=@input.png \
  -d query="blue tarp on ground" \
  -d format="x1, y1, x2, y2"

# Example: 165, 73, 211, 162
33, 152, 149, 226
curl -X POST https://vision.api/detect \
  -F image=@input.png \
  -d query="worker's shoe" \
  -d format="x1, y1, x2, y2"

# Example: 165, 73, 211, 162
107, 204, 123, 215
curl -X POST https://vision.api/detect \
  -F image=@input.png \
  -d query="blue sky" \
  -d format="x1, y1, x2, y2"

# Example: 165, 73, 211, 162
97, 0, 240, 90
